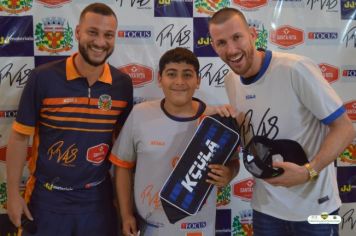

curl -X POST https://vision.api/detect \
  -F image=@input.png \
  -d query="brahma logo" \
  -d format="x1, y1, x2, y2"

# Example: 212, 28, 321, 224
318, 63, 339, 83
35, 16, 73, 54
270, 25, 304, 49
86, 143, 109, 165
233, 177, 254, 201
36, 0, 71, 7
233, 0, 267, 10
344, 100, 356, 122
0, 0, 32, 14
118, 63, 153, 87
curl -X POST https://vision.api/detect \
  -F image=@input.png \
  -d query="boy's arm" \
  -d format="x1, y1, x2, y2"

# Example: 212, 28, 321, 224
6, 130, 33, 226
207, 159, 240, 187
115, 166, 137, 236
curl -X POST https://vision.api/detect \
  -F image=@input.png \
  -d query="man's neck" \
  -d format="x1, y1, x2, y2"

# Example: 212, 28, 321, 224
163, 100, 199, 118
74, 54, 104, 86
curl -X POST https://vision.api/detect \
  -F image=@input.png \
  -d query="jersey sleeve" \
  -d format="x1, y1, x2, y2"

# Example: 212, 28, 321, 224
109, 107, 136, 169
291, 57, 345, 125
13, 69, 42, 136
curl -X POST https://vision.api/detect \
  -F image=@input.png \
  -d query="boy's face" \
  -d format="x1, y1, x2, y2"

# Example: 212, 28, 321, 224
158, 62, 200, 110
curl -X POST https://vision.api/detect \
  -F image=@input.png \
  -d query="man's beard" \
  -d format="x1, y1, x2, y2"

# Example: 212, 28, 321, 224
78, 43, 113, 67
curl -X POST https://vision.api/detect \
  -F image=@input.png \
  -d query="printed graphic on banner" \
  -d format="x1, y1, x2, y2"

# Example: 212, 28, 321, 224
271, 0, 304, 8
116, 0, 152, 9
155, 0, 193, 17
270, 25, 304, 49
194, 0, 230, 16
341, 0, 356, 20
233, 0, 268, 10
232, 209, 253, 236
193, 18, 217, 57
199, 61, 229, 88
0, 16, 34, 56
36, 0, 71, 8
216, 185, 231, 207
337, 167, 356, 203
233, 177, 254, 201
308, 212, 342, 224
306, 0, 338, 12
342, 25, 356, 48
341, 66, 356, 82
34, 56, 68, 67
117, 26, 154, 44
155, 19, 193, 49
118, 63, 153, 87
318, 63, 339, 83
215, 209, 231, 236
248, 19, 268, 50
344, 100, 356, 122
306, 28, 339, 45
337, 140, 356, 166
35, 16, 73, 54
0, 0, 32, 14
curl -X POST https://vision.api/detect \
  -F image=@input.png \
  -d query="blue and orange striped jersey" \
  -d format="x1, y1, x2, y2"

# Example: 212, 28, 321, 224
13, 53, 133, 212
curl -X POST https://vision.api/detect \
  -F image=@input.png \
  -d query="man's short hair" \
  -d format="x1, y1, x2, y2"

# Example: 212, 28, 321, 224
80, 3, 117, 22
208, 7, 248, 29
159, 47, 200, 76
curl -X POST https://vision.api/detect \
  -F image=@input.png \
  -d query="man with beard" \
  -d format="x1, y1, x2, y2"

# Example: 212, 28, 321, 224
6, 3, 133, 236
209, 7, 354, 236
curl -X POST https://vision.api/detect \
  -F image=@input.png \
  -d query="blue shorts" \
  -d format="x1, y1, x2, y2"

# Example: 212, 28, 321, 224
21, 203, 118, 236
253, 209, 339, 236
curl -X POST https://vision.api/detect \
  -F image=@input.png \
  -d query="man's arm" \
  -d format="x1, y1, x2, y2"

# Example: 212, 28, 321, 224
115, 166, 137, 236
6, 130, 33, 226
266, 113, 355, 187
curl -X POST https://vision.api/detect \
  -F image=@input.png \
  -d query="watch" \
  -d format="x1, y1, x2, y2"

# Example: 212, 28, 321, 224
304, 163, 319, 181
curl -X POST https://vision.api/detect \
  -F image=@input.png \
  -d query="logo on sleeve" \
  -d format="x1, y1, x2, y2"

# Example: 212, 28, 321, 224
87, 143, 109, 164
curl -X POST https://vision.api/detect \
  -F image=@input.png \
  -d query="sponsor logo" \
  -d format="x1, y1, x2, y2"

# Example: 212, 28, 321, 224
48, 141, 78, 167
194, 18, 217, 57
216, 185, 231, 206
36, 0, 71, 7
0, 62, 32, 87
308, 212, 342, 224
308, 32, 338, 40
0, 110, 17, 118
344, 100, 356, 121
233, 0, 267, 10
233, 177, 254, 201
338, 144, 356, 164
150, 140, 165, 146
318, 63, 339, 83
118, 30, 152, 39
249, 19, 268, 50
98, 94, 112, 111
181, 221, 207, 229
270, 25, 304, 49
35, 17, 73, 54
195, 0, 230, 16
86, 143, 109, 164
342, 69, 356, 78
155, 0, 193, 17
233, 209, 253, 236
118, 63, 153, 87
200, 62, 229, 87
186, 232, 202, 236
306, 28, 339, 45
306, 0, 338, 12
0, 0, 32, 14
216, 209, 232, 233
341, 0, 356, 19
156, 24, 192, 48
117, 26, 154, 44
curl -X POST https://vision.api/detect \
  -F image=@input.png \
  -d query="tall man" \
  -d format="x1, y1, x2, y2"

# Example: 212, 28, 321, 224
6, 3, 133, 236
209, 7, 355, 236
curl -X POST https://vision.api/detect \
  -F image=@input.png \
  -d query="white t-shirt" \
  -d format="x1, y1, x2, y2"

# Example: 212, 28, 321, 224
225, 50, 344, 221
110, 99, 217, 235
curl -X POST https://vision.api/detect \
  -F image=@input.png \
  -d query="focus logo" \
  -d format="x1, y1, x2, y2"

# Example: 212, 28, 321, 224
344, 100, 356, 121
118, 30, 151, 38
233, 0, 267, 10
86, 143, 109, 165
118, 63, 153, 87
0, 110, 17, 118
270, 25, 304, 49
181, 221, 207, 229
318, 63, 339, 83
233, 177, 254, 201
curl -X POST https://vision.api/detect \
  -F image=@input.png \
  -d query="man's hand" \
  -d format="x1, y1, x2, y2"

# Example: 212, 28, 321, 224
264, 161, 309, 187
122, 214, 138, 236
206, 162, 238, 187
7, 192, 33, 227
205, 104, 237, 117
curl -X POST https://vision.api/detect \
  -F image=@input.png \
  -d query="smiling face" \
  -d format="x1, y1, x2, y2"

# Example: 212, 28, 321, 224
209, 14, 259, 78
158, 62, 200, 112
75, 12, 117, 67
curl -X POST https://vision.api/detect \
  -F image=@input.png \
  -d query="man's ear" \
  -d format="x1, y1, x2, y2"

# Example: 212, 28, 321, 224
249, 26, 258, 41
157, 74, 162, 88
196, 76, 201, 89
75, 25, 80, 41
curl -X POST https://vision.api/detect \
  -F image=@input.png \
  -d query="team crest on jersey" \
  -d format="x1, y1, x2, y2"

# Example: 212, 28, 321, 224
98, 94, 112, 111
35, 16, 73, 53
0, 0, 32, 14
195, 0, 230, 16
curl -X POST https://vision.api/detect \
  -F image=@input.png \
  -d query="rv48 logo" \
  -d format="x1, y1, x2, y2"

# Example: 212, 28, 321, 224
270, 25, 304, 49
